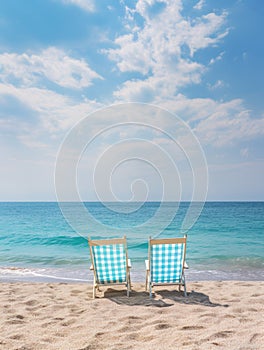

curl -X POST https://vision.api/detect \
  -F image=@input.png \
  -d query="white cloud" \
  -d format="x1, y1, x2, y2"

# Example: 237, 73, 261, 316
0, 82, 103, 148
209, 51, 225, 65
103, 1, 264, 149
207, 79, 226, 90
161, 96, 264, 146
187, 13, 229, 56
107, 34, 152, 75
0, 47, 102, 89
194, 0, 206, 11
105, 0, 228, 101
59, 0, 95, 12
113, 58, 204, 101
0, 47, 104, 151
135, 0, 182, 20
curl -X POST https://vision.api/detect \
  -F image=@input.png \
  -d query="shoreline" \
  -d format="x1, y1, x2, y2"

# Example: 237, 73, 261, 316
1, 281, 264, 349
1, 264, 264, 284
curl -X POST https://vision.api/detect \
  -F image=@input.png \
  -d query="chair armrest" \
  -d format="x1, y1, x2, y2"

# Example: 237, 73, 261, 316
145, 259, 150, 271
184, 261, 189, 269
90, 265, 94, 270
128, 259, 132, 268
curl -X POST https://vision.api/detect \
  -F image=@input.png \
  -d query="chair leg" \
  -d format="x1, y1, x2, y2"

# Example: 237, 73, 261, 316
183, 283, 187, 297
128, 273, 132, 291
92, 277, 97, 299
182, 274, 187, 297
126, 272, 131, 297
149, 283, 152, 298
145, 271, 149, 291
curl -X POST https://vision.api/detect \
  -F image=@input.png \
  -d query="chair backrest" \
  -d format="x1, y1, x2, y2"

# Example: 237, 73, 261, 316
149, 237, 187, 283
89, 237, 128, 284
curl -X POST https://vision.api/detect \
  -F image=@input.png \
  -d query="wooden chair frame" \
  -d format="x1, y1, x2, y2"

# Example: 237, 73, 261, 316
145, 236, 187, 298
89, 236, 131, 298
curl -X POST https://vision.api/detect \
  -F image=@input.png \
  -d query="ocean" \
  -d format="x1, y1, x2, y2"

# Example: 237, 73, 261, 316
0, 202, 263, 283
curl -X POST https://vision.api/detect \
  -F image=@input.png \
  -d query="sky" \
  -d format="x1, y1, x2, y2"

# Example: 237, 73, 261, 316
0, 0, 264, 201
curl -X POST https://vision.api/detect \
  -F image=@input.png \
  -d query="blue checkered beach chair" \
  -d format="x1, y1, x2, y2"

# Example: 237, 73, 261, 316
89, 236, 131, 298
145, 236, 188, 298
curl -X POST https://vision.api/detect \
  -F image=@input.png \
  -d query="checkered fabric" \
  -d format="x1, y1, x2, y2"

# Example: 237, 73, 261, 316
151, 243, 184, 283
92, 244, 127, 284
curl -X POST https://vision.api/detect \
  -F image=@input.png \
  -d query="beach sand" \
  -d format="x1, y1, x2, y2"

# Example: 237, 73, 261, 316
0, 281, 263, 350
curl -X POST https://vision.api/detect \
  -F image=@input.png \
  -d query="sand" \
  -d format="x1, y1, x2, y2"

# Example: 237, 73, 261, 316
0, 281, 263, 350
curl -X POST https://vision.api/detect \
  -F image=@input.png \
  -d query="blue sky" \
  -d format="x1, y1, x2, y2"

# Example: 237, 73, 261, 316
0, 0, 263, 201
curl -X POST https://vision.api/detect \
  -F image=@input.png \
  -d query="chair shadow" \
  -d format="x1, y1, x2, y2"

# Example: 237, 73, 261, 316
102, 287, 229, 308
156, 289, 228, 308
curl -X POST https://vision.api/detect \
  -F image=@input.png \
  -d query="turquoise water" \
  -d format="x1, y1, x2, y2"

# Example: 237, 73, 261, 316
0, 202, 263, 282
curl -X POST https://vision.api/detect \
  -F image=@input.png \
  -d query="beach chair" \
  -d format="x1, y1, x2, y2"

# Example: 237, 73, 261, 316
145, 236, 187, 298
88, 236, 131, 298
